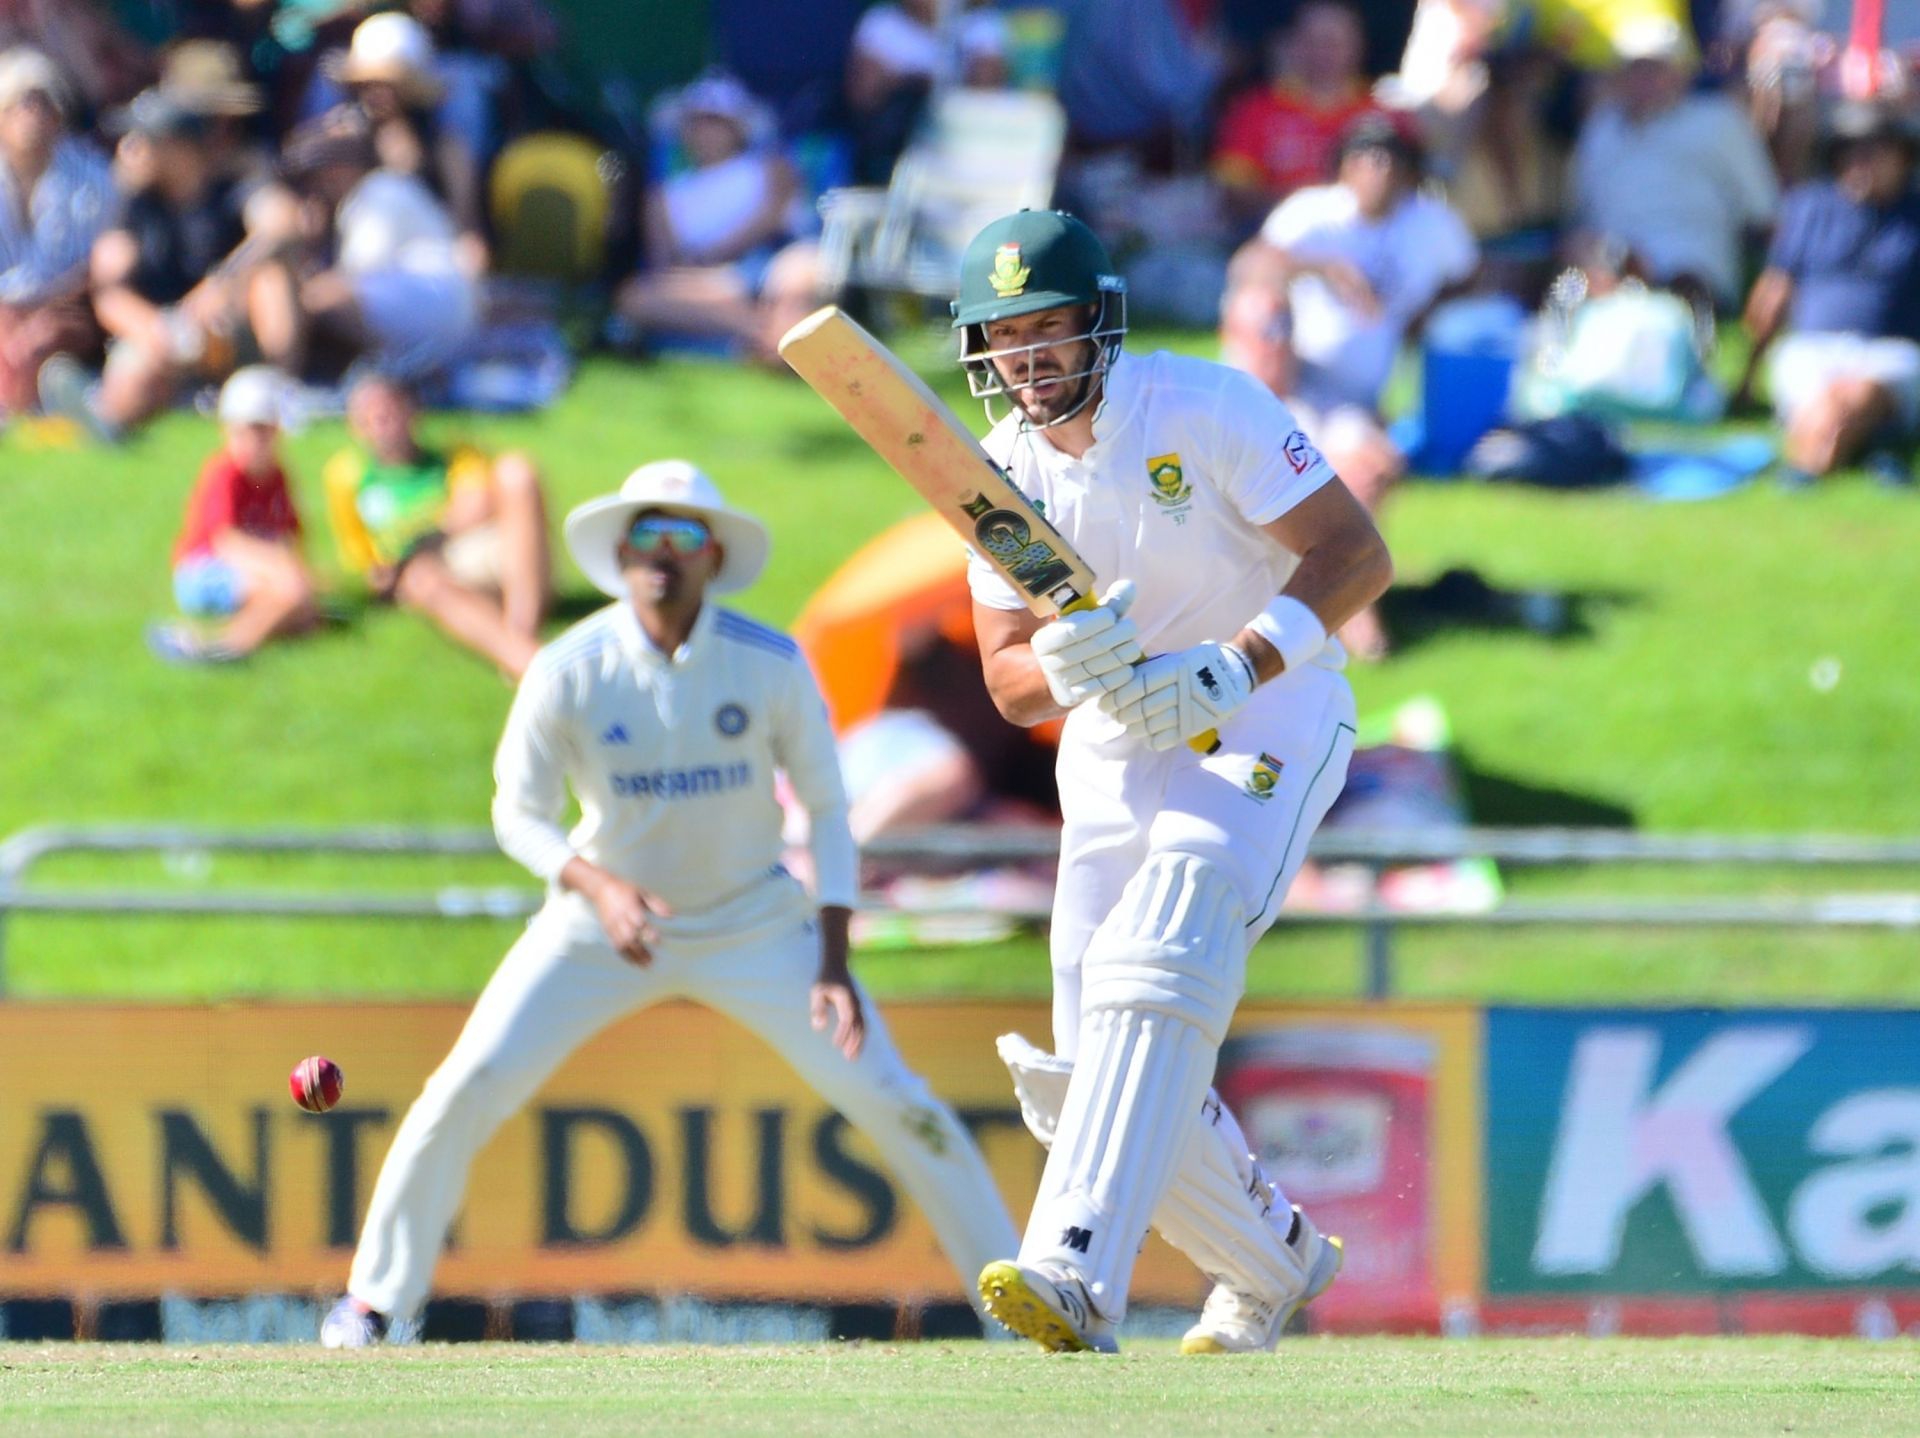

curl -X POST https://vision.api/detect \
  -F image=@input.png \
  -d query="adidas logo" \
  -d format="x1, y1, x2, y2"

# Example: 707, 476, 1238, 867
601, 723, 631, 745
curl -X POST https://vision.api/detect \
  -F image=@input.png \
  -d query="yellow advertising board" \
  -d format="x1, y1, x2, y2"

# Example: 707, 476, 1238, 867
0, 1001, 1478, 1317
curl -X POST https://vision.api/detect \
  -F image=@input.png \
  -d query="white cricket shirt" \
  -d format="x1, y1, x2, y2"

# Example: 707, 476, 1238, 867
492, 600, 857, 931
968, 348, 1344, 660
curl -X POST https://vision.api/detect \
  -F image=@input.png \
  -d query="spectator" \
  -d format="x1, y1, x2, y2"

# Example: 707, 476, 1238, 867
1736, 102, 1920, 484
0, 47, 111, 418
323, 373, 550, 679
1211, 0, 1385, 230
1052, 0, 1221, 157
1443, 42, 1570, 302
283, 106, 480, 382
150, 366, 317, 664
1222, 113, 1478, 655
1568, 15, 1778, 315
324, 11, 486, 255
47, 90, 265, 438
612, 72, 821, 362
845, 0, 1008, 184
153, 39, 276, 193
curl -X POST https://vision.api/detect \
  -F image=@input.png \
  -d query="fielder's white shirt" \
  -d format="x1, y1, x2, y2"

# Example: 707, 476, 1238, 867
968, 350, 1345, 743
493, 600, 857, 930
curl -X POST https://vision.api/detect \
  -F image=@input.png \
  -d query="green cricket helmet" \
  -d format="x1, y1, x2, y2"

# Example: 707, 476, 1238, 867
951, 209, 1127, 427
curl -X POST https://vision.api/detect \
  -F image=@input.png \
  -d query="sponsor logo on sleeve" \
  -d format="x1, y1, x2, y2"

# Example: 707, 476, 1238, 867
1284, 431, 1322, 475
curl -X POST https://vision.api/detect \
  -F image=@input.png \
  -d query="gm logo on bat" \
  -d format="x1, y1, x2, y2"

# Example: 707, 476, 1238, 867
961, 492, 1073, 598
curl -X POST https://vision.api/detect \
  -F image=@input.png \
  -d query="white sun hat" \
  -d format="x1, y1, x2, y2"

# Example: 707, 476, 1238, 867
328, 12, 444, 103
563, 460, 771, 598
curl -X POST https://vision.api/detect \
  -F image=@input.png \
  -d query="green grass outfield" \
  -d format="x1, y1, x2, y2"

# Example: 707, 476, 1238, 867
2, 1339, 1917, 1436
4, 332, 1918, 1004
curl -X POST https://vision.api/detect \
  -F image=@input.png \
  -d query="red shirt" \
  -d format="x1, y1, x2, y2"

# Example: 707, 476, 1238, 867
174, 451, 302, 563
1212, 83, 1385, 201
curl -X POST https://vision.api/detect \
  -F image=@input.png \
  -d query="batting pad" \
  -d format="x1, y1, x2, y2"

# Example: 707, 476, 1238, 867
1017, 852, 1250, 1320
1000, 1034, 1310, 1309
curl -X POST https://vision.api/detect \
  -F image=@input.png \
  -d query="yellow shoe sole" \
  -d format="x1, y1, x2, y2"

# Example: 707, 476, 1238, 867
978, 1260, 1092, 1353
1178, 1234, 1345, 1355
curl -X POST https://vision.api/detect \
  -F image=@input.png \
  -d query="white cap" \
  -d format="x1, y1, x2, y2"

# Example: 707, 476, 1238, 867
1613, 16, 1697, 68
563, 460, 771, 598
0, 46, 67, 116
217, 365, 291, 428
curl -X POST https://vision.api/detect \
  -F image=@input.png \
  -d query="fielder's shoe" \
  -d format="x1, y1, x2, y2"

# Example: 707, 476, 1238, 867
320, 1296, 388, 1348
1179, 1206, 1344, 1354
977, 1260, 1118, 1354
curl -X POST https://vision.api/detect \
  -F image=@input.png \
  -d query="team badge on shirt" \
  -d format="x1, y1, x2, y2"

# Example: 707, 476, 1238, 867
988, 243, 1030, 297
1147, 452, 1193, 522
715, 703, 748, 737
1243, 752, 1285, 803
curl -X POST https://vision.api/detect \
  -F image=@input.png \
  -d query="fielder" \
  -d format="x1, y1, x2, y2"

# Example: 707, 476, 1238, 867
322, 460, 1018, 1345
956, 211, 1394, 1353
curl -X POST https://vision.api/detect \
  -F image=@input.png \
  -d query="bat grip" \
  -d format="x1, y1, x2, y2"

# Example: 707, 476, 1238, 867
1057, 596, 1221, 755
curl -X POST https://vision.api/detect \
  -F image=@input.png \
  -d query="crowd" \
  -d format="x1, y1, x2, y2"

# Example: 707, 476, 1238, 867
4, 0, 1918, 675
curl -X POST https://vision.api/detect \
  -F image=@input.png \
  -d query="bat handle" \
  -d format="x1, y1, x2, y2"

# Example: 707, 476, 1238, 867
1056, 596, 1221, 755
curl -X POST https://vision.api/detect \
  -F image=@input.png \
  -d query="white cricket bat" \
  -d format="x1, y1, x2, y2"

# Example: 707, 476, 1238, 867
778, 305, 1218, 754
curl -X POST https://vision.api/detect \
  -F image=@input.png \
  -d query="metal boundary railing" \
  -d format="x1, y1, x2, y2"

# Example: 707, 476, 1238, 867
3, 823, 1919, 998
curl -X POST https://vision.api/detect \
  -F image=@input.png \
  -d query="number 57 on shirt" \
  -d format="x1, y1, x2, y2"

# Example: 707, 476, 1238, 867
777, 306, 1218, 755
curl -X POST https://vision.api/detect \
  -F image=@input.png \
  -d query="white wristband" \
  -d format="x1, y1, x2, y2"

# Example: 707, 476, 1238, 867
1246, 595, 1328, 674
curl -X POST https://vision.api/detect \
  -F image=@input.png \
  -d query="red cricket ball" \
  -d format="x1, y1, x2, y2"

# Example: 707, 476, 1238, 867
290, 1055, 345, 1113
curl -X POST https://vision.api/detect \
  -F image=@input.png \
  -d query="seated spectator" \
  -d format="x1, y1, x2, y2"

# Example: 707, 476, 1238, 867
1736, 102, 1920, 484
845, 0, 1008, 184
1222, 113, 1479, 656
1733, 1, 1827, 185
50, 90, 286, 438
150, 366, 317, 665
324, 11, 486, 257
1211, 0, 1385, 232
1567, 16, 1778, 316
153, 40, 277, 193
612, 72, 822, 362
0, 47, 111, 418
324, 373, 550, 678
283, 107, 480, 382
1443, 42, 1570, 302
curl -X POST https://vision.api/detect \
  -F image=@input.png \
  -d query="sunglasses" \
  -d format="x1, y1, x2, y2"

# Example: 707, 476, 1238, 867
625, 514, 713, 555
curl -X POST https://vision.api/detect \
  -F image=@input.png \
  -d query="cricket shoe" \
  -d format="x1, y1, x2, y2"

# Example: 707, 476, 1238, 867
1179, 1207, 1343, 1354
320, 1296, 388, 1348
977, 1260, 1118, 1354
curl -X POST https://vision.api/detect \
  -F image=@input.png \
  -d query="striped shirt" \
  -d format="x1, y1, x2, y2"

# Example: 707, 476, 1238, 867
0, 136, 114, 306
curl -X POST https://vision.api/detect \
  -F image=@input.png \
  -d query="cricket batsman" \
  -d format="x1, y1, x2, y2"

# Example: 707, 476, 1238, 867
957, 211, 1394, 1353
322, 460, 1018, 1345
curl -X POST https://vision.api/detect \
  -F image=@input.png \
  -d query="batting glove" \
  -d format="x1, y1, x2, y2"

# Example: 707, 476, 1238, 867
1100, 640, 1256, 751
1031, 581, 1144, 708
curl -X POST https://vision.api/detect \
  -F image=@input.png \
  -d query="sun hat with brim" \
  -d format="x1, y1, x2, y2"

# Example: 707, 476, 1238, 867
159, 40, 264, 117
0, 45, 69, 117
325, 11, 445, 104
564, 460, 771, 598
107, 88, 211, 142
1611, 15, 1698, 69
1823, 99, 1920, 162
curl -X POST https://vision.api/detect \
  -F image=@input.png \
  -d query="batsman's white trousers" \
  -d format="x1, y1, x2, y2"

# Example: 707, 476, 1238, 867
1050, 660, 1359, 1056
348, 886, 1019, 1323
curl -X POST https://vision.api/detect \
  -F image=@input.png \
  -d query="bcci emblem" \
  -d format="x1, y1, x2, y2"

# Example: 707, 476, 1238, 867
715, 703, 748, 737
988, 243, 1030, 298
1244, 752, 1285, 803
1147, 452, 1193, 515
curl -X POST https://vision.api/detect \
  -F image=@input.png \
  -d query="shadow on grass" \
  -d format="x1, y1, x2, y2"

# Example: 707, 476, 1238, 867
1379, 568, 1641, 656
1458, 755, 1635, 828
